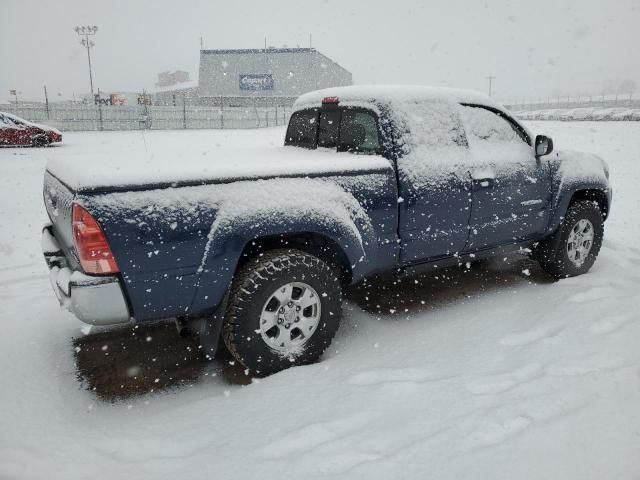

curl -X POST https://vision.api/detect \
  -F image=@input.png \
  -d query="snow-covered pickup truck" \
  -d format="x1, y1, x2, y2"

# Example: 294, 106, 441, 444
42, 85, 611, 375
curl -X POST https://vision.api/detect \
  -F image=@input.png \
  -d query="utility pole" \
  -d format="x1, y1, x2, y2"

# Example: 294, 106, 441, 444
485, 76, 495, 97
43, 85, 50, 119
74, 25, 98, 97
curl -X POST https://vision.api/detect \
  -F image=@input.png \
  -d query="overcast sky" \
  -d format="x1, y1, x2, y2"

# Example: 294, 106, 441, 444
1, 0, 638, 103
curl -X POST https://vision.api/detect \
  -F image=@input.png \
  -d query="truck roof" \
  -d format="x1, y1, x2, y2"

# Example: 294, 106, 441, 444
294, 84, 504, 112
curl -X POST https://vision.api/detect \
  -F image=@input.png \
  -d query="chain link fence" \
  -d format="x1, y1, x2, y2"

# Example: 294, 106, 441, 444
504, 94, 639, 112
0, 103, 293, 132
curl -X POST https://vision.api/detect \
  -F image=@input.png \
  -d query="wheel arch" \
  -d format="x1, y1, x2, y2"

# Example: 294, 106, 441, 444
547, 184, 611, 235
237, 232, 354, 286
568, 188, 609, 220
188, 223, 366, 318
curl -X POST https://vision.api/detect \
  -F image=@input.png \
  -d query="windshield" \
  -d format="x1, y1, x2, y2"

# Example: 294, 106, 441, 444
0, 113, 25, 128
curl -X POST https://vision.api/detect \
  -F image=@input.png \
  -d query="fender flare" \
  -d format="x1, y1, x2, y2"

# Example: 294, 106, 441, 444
546, 179, 611, 235
187, 184, 376, 315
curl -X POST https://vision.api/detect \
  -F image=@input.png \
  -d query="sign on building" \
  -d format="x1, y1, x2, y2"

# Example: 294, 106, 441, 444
239, 74, 274, 91
94, 93, 126, 106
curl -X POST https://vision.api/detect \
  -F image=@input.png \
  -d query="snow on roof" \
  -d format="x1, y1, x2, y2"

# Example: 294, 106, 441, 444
201, 48, 316, 55
294, 84, 504, 111
153, 80, 199, 94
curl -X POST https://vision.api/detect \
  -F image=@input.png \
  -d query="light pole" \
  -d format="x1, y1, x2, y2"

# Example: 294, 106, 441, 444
74, 25, 98, 96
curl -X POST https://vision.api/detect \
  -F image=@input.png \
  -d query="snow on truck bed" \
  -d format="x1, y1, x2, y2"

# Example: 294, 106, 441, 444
45, 144, 392, 192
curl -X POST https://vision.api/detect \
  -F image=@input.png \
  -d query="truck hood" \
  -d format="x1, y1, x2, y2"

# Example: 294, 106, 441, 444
551, 149, 610, 184
45, 146, 392, 193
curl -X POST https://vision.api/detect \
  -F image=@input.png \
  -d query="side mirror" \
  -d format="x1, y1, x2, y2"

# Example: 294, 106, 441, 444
535, 135, 553, 156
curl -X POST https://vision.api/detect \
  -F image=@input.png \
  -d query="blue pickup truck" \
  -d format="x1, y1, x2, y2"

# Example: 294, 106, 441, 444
42, 85, 611, 375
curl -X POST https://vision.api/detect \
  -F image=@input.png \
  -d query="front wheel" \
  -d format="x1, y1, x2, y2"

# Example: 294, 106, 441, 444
223, 249, 342, 376
535, 201, 604, 278
31, 135, 50, 147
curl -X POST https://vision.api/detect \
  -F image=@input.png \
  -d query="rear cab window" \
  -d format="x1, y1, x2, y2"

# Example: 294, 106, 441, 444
285, 106, 381, 155
285, 109, 318, 149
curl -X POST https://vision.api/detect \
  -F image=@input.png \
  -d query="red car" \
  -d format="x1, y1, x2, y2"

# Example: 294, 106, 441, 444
0, 112, 62, 147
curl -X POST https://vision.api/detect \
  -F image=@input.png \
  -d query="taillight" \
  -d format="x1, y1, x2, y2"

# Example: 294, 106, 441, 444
72, 203, 119, 275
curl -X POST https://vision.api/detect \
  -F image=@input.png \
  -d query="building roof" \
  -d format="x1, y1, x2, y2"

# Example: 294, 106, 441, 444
153, 80, 199, 94
201, 48, 317, 55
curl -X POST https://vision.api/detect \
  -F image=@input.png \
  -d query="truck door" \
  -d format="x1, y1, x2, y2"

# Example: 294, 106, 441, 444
396, 101, 473, 263
458, 105, 550, 250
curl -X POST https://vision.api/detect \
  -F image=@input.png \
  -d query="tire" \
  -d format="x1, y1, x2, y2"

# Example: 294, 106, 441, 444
223, 249, 342, 376
31, 135, 49, 147
535, 201, 604, 278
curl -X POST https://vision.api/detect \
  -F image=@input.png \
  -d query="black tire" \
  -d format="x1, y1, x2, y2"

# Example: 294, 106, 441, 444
32, 135, 49, 147
223, 249, 342, 376
535, 201, 604, 278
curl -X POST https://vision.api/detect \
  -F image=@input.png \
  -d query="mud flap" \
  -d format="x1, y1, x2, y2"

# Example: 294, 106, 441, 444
532, 226, 563, 267
192, 291, 230, 361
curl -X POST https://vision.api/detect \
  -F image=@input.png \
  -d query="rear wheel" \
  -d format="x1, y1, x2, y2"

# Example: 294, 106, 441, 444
223, 249, 342, 376
535, 201, 604, 278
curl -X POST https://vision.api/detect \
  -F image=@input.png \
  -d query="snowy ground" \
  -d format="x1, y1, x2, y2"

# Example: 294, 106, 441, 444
1, 123, 639, 479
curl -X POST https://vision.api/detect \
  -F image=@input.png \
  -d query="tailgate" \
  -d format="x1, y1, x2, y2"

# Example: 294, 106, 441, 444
43, 171, 81, 270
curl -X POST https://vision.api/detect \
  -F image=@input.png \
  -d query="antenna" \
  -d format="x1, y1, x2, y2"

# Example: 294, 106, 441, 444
309, 33, 312, 48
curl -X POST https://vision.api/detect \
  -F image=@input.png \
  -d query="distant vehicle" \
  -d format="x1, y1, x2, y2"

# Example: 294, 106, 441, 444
571, 108, 595, 121
522, 110, 541, 120
41, 85, 612, 376
0, 112, 62, 147
591, 108, 629, 121
539, 109, 564, 120
559, 109, 578, 121
611, 109, 640, 121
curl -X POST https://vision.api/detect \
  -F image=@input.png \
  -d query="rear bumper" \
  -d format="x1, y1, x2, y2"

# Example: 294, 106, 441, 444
42, 224, 131, 326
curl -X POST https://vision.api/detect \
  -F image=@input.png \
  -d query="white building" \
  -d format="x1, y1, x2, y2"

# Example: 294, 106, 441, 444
197, 47, 352, 106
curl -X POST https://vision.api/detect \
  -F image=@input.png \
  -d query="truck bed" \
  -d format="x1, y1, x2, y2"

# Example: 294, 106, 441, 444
45, 145, 392, 193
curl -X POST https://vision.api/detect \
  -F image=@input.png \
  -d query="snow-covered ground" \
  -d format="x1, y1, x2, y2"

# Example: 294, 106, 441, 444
1, 123, 639, 479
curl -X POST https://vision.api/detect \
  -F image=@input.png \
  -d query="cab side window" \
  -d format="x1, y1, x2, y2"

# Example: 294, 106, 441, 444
459, 106, 528, 146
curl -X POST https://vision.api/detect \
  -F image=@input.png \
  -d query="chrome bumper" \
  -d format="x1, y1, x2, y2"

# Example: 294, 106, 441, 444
42, 224, 131, 326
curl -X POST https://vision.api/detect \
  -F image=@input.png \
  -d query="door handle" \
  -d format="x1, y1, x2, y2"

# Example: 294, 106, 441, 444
521, 199, 543, 206
472, 178, 495, 190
